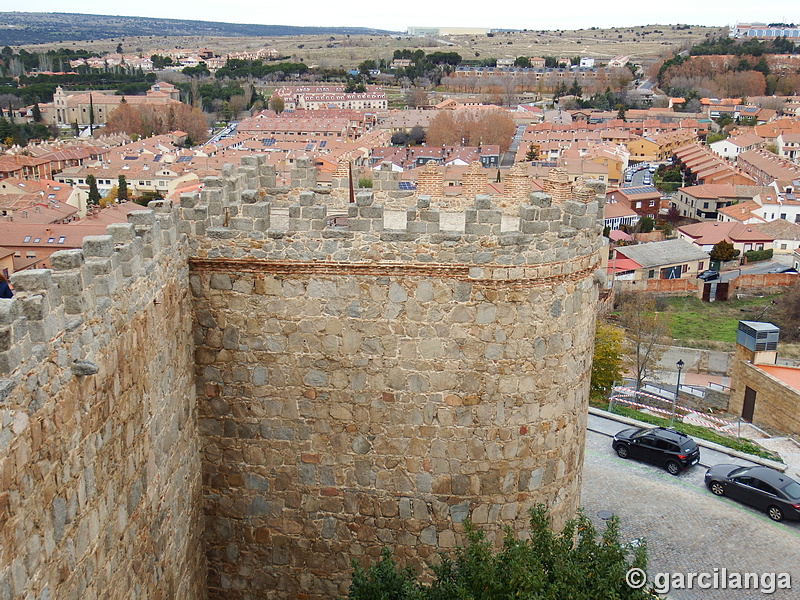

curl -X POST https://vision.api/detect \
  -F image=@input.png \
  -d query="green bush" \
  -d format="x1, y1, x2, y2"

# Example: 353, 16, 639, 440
345, 506, 652, 600
744, 248, 773, 263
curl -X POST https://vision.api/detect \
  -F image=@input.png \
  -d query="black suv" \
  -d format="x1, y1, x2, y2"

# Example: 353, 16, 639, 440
697, 269, 720, 281
612, 426, 700, 475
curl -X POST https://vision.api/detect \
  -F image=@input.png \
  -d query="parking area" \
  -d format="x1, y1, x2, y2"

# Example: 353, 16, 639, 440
581, 425, 800, 599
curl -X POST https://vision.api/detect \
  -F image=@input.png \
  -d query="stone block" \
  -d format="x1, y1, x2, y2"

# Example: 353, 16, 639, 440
10, 270, 53, 293
106, 223, 137, 244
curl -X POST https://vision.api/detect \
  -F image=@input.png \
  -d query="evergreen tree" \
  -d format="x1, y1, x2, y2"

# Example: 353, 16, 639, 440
32, 103, 42, 123
117, 174, 128, 201
86, 174, 101, 205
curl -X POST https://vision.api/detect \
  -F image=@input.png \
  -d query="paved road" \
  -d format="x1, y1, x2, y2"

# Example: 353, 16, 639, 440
582, 423, 800, 599
502, 124, 526, 167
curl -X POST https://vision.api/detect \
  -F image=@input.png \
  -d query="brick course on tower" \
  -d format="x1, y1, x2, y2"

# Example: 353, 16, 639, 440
0, 155, 605, 600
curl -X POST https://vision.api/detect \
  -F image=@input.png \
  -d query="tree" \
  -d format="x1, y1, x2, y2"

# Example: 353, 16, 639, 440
616, 104, 627, 121
636, 216, 655, 233
709, 239, 739, 262
105, 98, 143, 136
268, 95, 285, 114
617, 293, 669, 390
86, 174, 101, 206
773, 281, 800, 342
525, 143, 540, 161
31, 103, 42, 123
346, 505, 650, 600
117, 174, 128, 201
116, 43, 123, 54
592, 320, 626, 397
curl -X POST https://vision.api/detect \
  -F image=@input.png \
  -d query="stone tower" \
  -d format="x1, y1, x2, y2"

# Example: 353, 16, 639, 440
0, 157, 605, 600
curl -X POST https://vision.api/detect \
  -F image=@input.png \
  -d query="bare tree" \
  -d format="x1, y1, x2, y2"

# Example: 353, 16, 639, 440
617, 293, 669, 390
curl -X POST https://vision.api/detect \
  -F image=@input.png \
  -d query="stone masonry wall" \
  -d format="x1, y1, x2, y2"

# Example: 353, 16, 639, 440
185, 157, 604, 598
0, 212, 204, 599
0, 152, 605, 600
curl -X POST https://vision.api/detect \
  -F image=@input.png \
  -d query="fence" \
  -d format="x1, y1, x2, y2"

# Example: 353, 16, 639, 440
610, 385, 740, 435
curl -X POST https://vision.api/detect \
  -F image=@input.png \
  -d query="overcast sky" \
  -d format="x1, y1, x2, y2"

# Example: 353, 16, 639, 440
12, 3, 799, 33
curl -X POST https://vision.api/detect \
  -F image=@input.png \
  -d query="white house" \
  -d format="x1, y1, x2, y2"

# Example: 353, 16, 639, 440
776, 132, 800, 161
579, 57, 595, 68
710, 133, 764, 160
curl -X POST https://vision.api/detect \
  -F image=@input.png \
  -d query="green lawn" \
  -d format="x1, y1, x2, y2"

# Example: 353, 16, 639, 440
659, 295, 779, 344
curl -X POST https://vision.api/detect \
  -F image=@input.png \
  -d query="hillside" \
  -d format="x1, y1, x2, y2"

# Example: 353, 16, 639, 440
0, 12, 397, 46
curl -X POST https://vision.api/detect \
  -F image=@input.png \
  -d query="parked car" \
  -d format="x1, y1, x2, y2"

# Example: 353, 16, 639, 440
612, 426, 700, 475
643, 175, 652, 185
698, 269, 720, 281
648, 164, 657, 173
766, 266, 797, 274
705, 465, 800, 522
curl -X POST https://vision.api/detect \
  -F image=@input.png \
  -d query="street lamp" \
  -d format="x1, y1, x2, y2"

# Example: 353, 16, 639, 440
670, 359, 684, 427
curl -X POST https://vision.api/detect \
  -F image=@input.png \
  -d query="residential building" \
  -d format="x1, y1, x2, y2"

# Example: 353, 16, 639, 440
776, 132, 800, 161
710, 134, 764, 160
602, 199, 639, 230
272, 85, 387, 111
678, 221, 774, 254
672, 184, 766, 220
605, 186, 661, 220
753, 219, 800, 254
736, 148, 800, 185
609, 238, 710, 281
626, 130, 698, 162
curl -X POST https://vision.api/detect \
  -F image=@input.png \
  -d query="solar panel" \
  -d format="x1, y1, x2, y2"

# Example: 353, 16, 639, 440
398, 182, 417, 190
124, 156, 138, 160
319, 141, 327, 148
176, 156, 192, 163
153, 154, 162, 162
623, 185, 658, 194
262, 138, 276, 146
305, 143, 314, 151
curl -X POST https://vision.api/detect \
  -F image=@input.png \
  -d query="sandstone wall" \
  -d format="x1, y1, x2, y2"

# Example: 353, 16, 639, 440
729, 345, 800, 436
185, 158, 603, 598
0, 213, 204, 599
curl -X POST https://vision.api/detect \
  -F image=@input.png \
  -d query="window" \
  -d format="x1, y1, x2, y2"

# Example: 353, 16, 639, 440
648, 269, 655, 278
755, 244, 763, 251
33, 237, 40, 243
58, 236, 66, 244
23, 236, 31, 243
649, 199, 655, 207
636, 201, 642, 209
781, 213, 787, 220
682, 264, 688, 273
699, 262, 704, 270
47, 237, 55, 243
25, 252, 36, 258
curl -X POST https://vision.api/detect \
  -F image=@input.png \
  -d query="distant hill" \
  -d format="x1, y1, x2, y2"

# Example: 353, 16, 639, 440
0, 12, 398, 46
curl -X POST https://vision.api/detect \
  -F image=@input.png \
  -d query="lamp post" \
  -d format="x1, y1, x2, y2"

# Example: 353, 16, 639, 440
670, 359, 684, 427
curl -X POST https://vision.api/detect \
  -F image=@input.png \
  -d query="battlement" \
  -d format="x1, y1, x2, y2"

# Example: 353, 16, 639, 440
0, 155, 604, 382
181, 156, 604, 271
0, 208, 181, 381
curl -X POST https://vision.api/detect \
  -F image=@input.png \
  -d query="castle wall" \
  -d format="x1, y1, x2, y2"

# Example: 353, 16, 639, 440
0, 213, 204, 599
187, 157, 604, 598
0, 153, 604, 600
